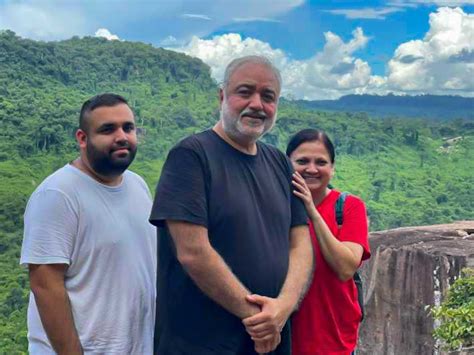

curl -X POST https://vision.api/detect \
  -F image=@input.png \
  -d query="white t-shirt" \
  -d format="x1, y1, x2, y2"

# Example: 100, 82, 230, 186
21, 164, 156, 354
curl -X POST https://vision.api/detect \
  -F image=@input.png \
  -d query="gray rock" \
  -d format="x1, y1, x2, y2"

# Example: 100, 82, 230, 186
358, 221, 474, 355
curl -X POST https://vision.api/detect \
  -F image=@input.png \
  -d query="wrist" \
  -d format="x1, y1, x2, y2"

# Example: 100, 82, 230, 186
58, 340, 82, 355
241, 301, 261, 319
276, 294, 296, 320
309, 208, 322, 222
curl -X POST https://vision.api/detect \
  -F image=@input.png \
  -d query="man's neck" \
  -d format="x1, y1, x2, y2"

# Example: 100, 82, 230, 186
71, 157, 123, 186
212, 122, 258, 155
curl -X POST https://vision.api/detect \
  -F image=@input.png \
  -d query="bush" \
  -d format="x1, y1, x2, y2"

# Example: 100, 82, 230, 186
431, 268, 474, 350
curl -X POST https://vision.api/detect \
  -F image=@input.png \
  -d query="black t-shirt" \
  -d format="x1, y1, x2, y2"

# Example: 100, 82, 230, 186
150, 129, 307, 353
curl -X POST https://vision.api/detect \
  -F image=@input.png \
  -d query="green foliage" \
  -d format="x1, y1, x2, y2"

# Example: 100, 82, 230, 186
292, 93, 474, 120
431, 269, 474, 350
0, 229, 28, 353
0, 31, 473, 351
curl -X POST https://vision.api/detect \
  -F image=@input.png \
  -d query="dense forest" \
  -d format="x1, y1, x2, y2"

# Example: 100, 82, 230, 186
0, 30, 473, 352
294, 93, 474, 120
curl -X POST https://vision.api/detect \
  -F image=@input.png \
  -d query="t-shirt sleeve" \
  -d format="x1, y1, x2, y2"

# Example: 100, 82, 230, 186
135, 173, 153, 201
20, 189, 78, 266
149, 146, 207, 228
290, 191, 308, 228
284, 155, 308, 228
339, 196, 371, 260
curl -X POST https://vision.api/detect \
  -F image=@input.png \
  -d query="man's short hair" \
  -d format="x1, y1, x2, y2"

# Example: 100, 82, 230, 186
222, 56, 282, 93
79, 93, 129, 132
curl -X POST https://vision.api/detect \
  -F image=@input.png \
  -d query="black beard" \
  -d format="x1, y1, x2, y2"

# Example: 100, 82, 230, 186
86, 143, 137, 177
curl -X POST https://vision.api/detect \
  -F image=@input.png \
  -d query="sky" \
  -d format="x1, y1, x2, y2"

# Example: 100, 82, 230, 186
0, 0, 473, 100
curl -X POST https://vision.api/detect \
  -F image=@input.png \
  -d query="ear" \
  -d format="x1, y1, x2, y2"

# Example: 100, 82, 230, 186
330, 164, 335, 179
219, 88, 224, 106
76, 129, 87, 149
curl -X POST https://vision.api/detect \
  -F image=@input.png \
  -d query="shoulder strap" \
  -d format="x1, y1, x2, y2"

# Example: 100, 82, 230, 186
353, 271, 365, 321
335, 192, 348, 226
334, 191, 365, 321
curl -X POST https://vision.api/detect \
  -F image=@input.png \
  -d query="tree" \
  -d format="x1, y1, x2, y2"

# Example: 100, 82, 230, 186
431, 268, 474, 351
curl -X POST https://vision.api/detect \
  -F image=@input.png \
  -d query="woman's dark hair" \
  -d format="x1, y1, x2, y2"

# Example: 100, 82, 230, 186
286, 128, 335, 164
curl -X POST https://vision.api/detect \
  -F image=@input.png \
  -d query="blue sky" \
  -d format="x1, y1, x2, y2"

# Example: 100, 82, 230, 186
0, 0, 473, 99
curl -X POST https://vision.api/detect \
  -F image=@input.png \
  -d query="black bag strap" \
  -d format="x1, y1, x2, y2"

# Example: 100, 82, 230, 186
334, 191, 365, 322
335, 192, 348, 226
353, 271, 364, 322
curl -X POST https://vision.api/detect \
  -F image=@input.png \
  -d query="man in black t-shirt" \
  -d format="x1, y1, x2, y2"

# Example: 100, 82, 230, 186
150, 56, 314, 355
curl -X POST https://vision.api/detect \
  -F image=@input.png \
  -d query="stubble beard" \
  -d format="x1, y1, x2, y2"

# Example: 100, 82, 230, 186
86, 141, 137, 178
220, 100, 277, 144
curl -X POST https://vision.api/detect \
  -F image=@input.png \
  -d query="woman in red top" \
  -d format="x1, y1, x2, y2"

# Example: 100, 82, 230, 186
286, 129, 370, 355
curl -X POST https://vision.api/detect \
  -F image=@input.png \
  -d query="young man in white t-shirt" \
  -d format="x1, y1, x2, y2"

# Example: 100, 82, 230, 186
21, 93, 156, 354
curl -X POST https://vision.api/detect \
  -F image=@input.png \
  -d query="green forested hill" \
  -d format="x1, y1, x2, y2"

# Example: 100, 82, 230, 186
293, 94, 474, 120
0, 31, 473, 352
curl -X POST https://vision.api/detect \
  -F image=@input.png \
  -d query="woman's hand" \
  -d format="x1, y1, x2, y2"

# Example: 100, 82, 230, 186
292, 171, 319, 220
292, 173, 365, 281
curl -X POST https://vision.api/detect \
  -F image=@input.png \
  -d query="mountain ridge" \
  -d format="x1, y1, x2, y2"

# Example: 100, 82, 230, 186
292, 93, 474, 120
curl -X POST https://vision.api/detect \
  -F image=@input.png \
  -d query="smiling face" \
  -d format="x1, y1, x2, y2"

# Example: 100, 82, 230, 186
290, 140, 334, 196
219, 61, 280, 146
77, 103, 137, 178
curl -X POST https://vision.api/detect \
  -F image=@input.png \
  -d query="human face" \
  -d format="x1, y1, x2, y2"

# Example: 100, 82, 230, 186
78, 103, 137, 177
220, 62, 279, 144
290, 140, 334, 195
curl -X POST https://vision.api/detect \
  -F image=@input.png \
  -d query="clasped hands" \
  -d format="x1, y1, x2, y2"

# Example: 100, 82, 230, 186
242, 294, 292, 354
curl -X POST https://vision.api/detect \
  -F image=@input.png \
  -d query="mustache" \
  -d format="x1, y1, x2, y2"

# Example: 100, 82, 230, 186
111, 141, 130, 151
240, 108, 268, 120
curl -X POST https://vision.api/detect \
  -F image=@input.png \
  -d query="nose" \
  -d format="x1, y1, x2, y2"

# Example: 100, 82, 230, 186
115, 128, 128, 143
305, 163, 319, 174
248, 93, 264, 111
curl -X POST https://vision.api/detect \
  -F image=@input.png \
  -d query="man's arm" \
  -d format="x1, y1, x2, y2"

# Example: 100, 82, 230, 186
29, 264, 82, 355
168, 221, 282, 354
243, 224, 313, 339
277, 224, 314, 310
167, 220, 260, 319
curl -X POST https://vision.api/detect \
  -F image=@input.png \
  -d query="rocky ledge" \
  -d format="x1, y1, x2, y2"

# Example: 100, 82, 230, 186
358, 221, 474, 355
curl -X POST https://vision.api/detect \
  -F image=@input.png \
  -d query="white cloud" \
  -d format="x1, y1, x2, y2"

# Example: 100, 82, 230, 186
0, 0, 303, 42
173, 7, 473, 99
386, 7, 474, 94
172, 28, 372, 100
95, 28, 119, 41
173, 33, 288, 84
0, 1, 87, 40
325, 7, 404, 20
286, 28, 373, 98
181, 14, 212, 21
2, 1, 471, 99
159, 35, 187, 47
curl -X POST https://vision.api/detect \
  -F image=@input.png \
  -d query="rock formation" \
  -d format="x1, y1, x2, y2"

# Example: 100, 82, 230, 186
358, 221, 474, 355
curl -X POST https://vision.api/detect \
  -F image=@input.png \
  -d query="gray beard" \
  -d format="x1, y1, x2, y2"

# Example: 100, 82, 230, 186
219, 100, 277, 143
